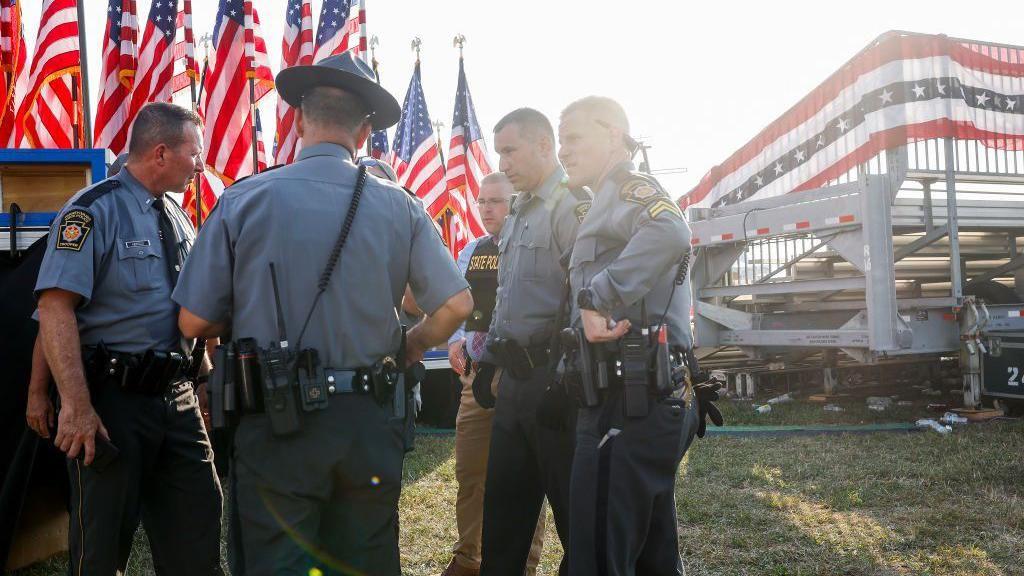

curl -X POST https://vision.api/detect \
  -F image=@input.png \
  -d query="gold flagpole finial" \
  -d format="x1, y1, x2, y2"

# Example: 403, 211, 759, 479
411, 36, 422, 63
370, 35, 380, 70
453, 34, 466, 58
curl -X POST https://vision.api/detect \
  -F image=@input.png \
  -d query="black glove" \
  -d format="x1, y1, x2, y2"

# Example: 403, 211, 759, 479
472, 362, 498, 409
536, 383, 570, 431
693, 380, 724, 438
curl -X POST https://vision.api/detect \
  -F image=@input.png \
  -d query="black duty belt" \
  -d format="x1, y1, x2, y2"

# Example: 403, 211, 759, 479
322, 368, 375, 395
490, 337, 551, 380
83, 345, 190, 396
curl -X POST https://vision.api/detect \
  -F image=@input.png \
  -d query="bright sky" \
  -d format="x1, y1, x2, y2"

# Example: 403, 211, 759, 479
17, 0, 1024, 198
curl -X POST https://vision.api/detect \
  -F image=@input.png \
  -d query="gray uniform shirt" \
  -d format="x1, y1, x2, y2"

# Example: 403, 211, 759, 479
172, 143, 467, 368
569, 161, 694, 348
487, 166, 588, 347
34, 168, 195, 354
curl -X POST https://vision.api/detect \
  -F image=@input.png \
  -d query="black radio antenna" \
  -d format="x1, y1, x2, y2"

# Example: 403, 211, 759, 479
269, 262, 289, 348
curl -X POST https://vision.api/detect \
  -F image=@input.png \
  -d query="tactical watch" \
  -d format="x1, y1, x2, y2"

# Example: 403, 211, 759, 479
577, 287, 598, 312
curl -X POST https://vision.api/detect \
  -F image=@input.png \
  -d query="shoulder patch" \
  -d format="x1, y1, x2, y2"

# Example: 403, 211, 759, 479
574, 201, 592, 223
55, 209, 94, 251
619, 176, 682, 220
72, 180, 120, 208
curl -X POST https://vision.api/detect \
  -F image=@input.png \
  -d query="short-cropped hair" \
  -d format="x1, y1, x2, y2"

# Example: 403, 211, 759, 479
560, 96, 630, 135
480, 172, 511, 187
493, 107, 554, 144
128, 102, 201, 157
301, 86, 371, 133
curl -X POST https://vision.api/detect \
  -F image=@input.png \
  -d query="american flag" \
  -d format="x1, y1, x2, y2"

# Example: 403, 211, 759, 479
15, 0, 83, 148
393, 61, 447, 220
681, 32, 1024, 210
94, 0, 138, 155
199, 0, 273, 187
255, 107, 267, 170
445, 56, 492, 255
370, 127, 389, 160
182, 168, 224, 220
0, 0, 27, 147
313, 0, 364, 63
126, 0, 179, 125
274, 0, 312, 165
170, 0, 198, 95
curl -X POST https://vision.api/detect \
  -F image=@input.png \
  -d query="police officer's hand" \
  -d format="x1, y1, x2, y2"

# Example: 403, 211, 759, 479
195, 382, 212, 431
693, 380, 724, 438
472, 362, 498, 409
55, 402, 110, 466
581, 309, 631, 343
25, 388, 55, 439
448, 338, 467, 375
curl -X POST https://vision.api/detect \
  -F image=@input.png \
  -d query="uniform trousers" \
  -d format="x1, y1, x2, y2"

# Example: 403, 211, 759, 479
229, 394, 407, 576
480, 366, 575, 576
568, 393, 699, 576
68, 379, 223, 576
453, 367, 544, 573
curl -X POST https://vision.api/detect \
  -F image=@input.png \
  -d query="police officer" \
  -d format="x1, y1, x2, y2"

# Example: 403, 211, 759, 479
173, 53, 472, 576
442, 172, 545, 576
35, 103, 222, 575
477, 108, 590, 576
557, 96, 722, 575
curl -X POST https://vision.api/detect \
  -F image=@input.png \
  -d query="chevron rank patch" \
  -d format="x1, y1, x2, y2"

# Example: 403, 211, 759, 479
647, 199, 684, 219
56, 209, 94, 251
575, 201, 592, 223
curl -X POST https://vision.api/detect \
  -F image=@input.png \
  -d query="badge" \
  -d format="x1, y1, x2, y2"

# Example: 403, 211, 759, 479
56, 209, 94, 251
575, 201, 592, 223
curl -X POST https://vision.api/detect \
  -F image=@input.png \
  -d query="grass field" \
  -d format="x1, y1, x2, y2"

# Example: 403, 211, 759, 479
14, 396, 1024, 576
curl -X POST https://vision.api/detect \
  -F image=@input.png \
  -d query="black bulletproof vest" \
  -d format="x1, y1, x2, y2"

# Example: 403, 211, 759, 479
464, 236, 499, 332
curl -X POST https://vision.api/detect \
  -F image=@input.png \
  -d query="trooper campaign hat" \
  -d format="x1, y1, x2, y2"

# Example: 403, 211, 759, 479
276, 52, 401, 130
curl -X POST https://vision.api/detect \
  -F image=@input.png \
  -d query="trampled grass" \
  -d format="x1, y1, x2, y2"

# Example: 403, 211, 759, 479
14, 417, 1024, 575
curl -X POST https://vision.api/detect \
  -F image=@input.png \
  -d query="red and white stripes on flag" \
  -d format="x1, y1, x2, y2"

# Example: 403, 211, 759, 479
392, 61, 448, 220
94, 0, 138, 155
127, 0, 180, 126
1, 0, 27, 147
313, 0, 365, 64
170, 0, 198, 96
15, 0, 83, 149
199, 0, 273, 190
444, 57, 492, 257
182, 168, 224, 220
274, 0, 312, 165
681, 32, 1024, 210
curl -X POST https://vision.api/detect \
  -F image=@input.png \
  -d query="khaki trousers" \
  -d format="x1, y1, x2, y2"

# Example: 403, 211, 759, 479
453, 367, 545, 573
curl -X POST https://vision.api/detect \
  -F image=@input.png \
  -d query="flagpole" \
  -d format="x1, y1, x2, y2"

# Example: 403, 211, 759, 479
194, 36, 211, 230
366, 35, 380, 158
249, 77, 259, 173
76, 0, 93, 148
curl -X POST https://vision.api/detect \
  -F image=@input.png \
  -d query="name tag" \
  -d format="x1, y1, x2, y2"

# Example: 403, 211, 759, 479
125, 239, 151, 248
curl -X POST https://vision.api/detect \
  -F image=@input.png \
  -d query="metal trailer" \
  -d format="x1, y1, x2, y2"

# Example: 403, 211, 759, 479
686, 34, 1024, 411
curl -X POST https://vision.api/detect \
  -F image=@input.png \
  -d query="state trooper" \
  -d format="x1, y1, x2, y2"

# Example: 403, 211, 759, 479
34, 103, 222, 575
443, 172, 545, 576
173, 53, 472, 576
477, 108, 590, 576
557, 96, 723, 575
